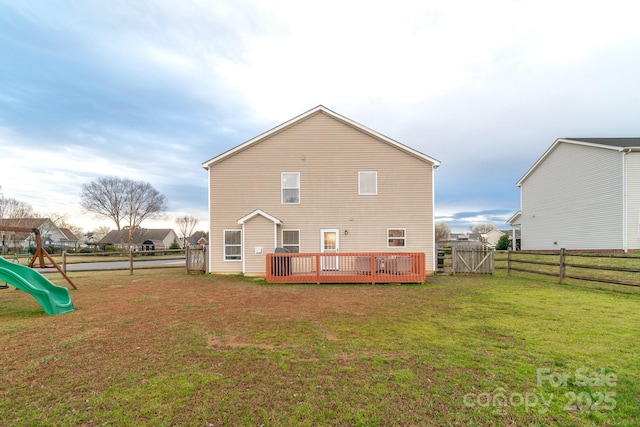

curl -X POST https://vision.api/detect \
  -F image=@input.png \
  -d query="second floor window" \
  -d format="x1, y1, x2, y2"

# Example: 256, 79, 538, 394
282, 172, 300, 204
359, 171, 377, 195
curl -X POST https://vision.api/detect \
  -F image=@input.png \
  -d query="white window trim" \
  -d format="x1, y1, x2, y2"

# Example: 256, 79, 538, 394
387, 228, 407, 248
359, 171, 377, 195
223, 229, 242, 262
282, 229, 301, 253
282, 172, 301, 204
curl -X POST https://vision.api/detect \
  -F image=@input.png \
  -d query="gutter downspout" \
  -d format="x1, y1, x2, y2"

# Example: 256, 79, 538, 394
622, 149, 629, 253
240, 222, 246, 274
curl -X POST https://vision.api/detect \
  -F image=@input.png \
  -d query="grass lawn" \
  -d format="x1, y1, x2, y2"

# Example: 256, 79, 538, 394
0, 269, 638, 426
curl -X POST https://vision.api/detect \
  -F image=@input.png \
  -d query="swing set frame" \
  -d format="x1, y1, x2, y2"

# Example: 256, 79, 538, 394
0, 226, 77, 289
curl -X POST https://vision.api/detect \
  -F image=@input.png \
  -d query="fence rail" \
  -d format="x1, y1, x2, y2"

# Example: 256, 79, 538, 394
266, 252, 426, 284
497, 249, 640, 287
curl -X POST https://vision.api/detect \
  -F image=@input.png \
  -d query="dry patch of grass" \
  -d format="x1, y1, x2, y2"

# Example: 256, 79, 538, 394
0, 269, 638, 426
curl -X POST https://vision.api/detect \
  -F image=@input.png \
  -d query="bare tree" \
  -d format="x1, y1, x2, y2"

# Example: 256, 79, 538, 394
472, 223, 497, 234
175, 215, 199, 248
80, 176, 167, 274
48, 211, 84, 239
84, 226, 110, 250
88, 226, 110, 241
435, 221, 451, 243
0, 197, 40, 219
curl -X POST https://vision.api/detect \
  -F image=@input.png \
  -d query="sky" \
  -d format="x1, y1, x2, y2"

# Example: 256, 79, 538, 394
1, 0, 640, 234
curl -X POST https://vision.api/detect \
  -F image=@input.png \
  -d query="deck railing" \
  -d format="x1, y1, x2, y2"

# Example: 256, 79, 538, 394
265, 252, 426, 284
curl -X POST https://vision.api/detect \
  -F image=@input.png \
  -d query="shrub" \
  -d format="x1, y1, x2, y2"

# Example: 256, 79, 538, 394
495, 234, 511, 250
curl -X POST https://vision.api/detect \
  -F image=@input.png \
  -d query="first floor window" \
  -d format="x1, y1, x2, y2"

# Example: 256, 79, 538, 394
283, 230, 300, 253
224, 230, 242, 261
282, 172, 300, 204
387, 229, 406, 248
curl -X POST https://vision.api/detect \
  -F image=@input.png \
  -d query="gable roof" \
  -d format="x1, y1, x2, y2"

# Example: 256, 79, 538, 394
237, 209, 282, 225
202, 105, 441, 169
98, 229, 176, 245
516, 137, 640, 186
60, 228, 78, 241
187, 231, 208, 246
0, 218, 57, 241
0, 217, 50, 230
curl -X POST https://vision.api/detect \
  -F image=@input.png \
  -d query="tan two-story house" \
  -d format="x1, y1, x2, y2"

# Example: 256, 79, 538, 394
202, 106, 441, 276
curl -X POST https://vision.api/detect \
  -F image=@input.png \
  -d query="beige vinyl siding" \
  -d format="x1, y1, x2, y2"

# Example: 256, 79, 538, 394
243, 215, 275, 274
208, 111, 436, 275
520, 143, 623, 250
626, 152, 640, 249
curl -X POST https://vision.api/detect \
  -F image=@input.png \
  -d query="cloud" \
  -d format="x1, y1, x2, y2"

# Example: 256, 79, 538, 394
1, 0, 640, 235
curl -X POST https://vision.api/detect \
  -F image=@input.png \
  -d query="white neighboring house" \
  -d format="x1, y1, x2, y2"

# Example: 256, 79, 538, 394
509, 138, 640, 251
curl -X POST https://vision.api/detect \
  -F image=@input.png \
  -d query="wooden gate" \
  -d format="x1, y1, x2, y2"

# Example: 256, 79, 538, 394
452, 247, 494, 274
186, 246, 207, 274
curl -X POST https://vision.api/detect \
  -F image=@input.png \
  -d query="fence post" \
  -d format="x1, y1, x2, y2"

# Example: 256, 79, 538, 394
507, 249, 512, 275
559, 248, 566, 283
451, 247, 456, 276
63, 250, 67, 274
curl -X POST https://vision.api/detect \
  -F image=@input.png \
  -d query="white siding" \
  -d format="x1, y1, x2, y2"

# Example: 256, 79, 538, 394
626, 152, 640, 250
520, 143, 624, 250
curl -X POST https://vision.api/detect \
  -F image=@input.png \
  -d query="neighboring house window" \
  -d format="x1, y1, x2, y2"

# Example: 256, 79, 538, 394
283, 230, 300, 253
359, 171, 377, 195
387, 229, 406, 248
224, 230, 242, 261
282, 172, 300, 204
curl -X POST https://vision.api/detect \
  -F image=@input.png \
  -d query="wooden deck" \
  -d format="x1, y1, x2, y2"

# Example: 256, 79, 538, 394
265, 252, 426, 284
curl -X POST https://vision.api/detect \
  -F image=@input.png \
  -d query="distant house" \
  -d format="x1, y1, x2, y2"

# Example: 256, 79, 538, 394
0, 218, 68, 251
499, 229, 521, 250
59, 228, 79, 251
98, 229, 180, 251
509, 138, 640, 251
186, 232, 208, 247
484, 229, 505, 246
446, 230, 504, 247
202, 105, 441, 276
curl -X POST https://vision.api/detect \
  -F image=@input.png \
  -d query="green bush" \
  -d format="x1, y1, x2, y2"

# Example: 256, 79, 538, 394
169, 237, 181, 250
495, 234, 511, 250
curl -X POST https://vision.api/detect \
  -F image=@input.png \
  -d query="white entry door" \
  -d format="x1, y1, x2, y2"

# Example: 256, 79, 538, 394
320, 229, 339, 270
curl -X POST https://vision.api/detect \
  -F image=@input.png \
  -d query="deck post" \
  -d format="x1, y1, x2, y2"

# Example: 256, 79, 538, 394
371, 254, 376, 285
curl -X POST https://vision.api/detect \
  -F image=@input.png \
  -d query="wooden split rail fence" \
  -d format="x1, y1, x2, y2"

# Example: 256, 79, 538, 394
500, 248, 640, 287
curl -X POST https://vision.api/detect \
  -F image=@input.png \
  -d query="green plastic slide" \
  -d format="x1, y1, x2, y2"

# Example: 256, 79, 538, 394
0, 256, 74, 315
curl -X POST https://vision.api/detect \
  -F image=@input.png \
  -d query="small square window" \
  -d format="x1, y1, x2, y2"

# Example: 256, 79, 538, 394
283, 230, 300, 253
387, 229, 406, 248
359, 171, 377, 195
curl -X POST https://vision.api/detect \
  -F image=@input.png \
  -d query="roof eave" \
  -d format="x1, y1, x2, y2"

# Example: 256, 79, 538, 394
516, 138, 633, 186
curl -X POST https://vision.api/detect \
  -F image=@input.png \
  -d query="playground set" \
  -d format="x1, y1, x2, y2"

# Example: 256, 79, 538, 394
0, 226, 75, 315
